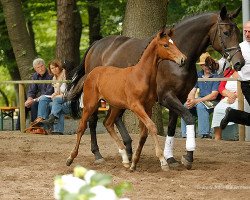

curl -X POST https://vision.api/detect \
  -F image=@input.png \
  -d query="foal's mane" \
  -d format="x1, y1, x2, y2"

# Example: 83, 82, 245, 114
135, 35, 155, 65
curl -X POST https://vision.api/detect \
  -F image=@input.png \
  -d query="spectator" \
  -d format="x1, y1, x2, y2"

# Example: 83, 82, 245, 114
220, 21, 250, 128
39, 60, 75, 135
181, 52, 220, 139
16, 58, 53, 130
211, 68, 238, 140
32, 59, 66, 135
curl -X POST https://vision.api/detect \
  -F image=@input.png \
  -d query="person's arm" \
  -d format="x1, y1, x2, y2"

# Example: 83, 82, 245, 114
25, 73, 38, 107
194, 91, 219, 104
186, 88, 197, 109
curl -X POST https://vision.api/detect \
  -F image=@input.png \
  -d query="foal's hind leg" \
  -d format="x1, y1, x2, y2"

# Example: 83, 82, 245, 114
103, 107, 130, 168
66, 110, 89, 166
130, 104, 167, 171
66, 104, 98, 166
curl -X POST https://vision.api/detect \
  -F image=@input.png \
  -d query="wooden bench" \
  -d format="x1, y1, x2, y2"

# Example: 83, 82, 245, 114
0, 106, 19, 131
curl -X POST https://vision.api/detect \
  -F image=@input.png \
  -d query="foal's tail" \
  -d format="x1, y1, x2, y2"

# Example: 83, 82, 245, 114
66, 44, 94, 119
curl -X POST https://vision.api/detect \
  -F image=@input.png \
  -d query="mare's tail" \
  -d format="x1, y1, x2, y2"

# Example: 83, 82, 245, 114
66, 44, 94, 119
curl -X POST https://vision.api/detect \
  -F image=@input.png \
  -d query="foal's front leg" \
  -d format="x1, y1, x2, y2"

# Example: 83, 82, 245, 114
129, 120, 147, 171
131, 104, 168, 171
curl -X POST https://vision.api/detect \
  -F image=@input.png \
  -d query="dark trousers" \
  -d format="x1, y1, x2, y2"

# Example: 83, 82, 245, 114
241, 81, 250, 105
16, 101, 39, 130
229, 81, 250, 126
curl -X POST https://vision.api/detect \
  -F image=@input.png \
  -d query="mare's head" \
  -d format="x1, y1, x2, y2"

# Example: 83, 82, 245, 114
156, 28, 186, 66
209, 6, 244, 71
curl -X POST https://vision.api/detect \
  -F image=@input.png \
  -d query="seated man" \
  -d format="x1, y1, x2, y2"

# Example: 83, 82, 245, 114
181, 52, 220, 139
16, 58, 54, 130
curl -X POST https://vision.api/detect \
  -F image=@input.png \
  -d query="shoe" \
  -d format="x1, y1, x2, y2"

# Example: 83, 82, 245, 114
41, 114, 56, 127
30, 117, 44, 127
51, 132, 63, 135
220, 107, 232, 130
201, 134, 212, 139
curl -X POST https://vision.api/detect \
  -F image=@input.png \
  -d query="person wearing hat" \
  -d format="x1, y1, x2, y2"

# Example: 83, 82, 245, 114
181, 52, 220, 139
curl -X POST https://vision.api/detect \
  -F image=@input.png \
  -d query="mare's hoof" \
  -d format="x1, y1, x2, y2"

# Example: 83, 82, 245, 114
128, 154, 133, 162
181, 155, 192, 170
167, 157, 181, 169
123, 162, 130, 168
161, 164, 169, 171
66, 158, 73, 166
94, 158, 105, 164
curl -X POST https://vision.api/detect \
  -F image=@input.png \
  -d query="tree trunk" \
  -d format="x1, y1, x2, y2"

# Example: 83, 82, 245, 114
73, 3, 82, 66
122, 0, 169, 135
87, 0, 102, 45
56, 0, 81, 66
1, 0, 36, 80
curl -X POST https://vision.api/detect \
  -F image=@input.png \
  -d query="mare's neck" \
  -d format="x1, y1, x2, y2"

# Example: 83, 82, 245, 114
174, 13, 217, 66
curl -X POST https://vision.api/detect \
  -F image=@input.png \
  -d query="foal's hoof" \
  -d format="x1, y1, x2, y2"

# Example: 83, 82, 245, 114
94, 158, 105, 164
129, 164, 136, 172
161, 164, 169, 171
167, 157, 181, 169
66, 158, 73, 166
123, 162, 130, 168
181, 155, 192, 170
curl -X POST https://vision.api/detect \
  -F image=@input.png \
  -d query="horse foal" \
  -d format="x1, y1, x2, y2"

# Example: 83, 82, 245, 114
66, 28, 186, 171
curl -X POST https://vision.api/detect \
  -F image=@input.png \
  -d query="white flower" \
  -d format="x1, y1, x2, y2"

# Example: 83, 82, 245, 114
90, 185, 118, 200
54, 174, 86, 200
84, 170, 97, 184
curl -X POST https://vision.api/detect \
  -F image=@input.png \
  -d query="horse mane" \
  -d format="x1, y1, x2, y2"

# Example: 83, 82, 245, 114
169, 11, 217, 27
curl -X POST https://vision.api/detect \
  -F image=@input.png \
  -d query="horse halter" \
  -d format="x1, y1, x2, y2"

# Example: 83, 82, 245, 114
211, 18, 241, 72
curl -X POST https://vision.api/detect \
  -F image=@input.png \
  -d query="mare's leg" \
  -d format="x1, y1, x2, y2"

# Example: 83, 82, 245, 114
103, 107, 130, 168
130, 104, 167, 171
114, 109, 133, 160
164, 110, 181, 168
66, 104, 98, 166
159, 93, 195, 170
89, 110, 105, 162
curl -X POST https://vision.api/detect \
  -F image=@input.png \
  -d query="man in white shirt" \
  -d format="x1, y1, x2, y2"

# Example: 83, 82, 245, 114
221, 21, 250, 128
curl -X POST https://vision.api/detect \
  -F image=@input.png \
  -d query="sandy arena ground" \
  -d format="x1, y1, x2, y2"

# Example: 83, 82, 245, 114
0, 131, 249, 200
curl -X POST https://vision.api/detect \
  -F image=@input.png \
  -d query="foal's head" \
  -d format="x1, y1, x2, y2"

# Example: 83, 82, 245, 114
156, 28, 186, 66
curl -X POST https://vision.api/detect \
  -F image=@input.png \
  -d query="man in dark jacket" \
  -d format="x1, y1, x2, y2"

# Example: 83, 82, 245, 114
16, 58, 54, 130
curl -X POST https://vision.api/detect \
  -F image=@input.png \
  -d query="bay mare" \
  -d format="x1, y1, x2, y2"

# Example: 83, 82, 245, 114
67, 6, 244, 170
66, 28, 186, 171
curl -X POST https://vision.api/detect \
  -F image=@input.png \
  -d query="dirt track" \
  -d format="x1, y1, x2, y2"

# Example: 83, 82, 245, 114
0, 131, 250, 200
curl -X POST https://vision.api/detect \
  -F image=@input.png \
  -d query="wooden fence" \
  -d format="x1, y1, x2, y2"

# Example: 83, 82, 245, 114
0, 78, 247, 141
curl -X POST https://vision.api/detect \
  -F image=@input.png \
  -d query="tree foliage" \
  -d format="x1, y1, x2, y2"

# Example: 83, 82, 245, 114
0, 0, 245, 107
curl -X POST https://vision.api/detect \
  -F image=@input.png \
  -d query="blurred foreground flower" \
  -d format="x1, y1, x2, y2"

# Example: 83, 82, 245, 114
54, 166, 132, 200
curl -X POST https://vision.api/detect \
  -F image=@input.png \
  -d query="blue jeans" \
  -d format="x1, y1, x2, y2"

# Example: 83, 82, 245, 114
50, 96, 71, 133
181, 102, 214, 137
37, 96, 52, 119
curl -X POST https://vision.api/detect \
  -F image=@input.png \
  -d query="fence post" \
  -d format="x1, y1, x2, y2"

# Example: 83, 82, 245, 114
18, 83, 26, 133
237, 81, 245, 141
